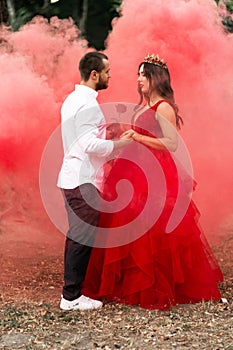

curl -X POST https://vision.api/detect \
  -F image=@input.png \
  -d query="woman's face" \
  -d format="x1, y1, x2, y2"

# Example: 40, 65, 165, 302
137, 64, 150, 94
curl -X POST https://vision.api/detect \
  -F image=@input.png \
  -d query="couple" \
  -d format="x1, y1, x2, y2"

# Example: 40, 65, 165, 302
57, 51, 223, 311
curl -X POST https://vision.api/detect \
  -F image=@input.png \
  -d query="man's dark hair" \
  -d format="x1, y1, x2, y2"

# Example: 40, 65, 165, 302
79, 52, 108, 81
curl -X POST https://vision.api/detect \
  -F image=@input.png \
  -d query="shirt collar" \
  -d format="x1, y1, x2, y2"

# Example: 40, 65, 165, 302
75, 84, 98, 98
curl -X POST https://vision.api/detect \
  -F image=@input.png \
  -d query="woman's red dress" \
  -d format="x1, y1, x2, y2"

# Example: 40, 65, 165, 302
82, 100, 223, 310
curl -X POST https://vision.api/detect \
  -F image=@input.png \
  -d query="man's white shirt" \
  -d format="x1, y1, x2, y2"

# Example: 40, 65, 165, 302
57, 84, 114, 190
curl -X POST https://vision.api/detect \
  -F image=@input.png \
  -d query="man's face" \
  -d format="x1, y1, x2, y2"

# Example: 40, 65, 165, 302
96, 59, 111, 90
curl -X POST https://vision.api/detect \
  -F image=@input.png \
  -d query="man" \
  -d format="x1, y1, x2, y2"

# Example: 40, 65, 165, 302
57, 51, 132, 311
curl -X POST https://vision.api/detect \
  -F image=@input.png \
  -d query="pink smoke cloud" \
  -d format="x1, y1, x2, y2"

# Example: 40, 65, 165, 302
0, 0, 232, 238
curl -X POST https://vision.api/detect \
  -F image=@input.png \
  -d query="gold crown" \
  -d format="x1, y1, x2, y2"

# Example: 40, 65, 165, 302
144, 53, 167, 69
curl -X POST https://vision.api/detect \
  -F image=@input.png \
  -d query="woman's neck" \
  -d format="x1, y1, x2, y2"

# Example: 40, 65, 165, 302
145, 93, 163, 106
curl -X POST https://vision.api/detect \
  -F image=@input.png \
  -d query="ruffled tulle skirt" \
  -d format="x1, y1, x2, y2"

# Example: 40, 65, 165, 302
83, 200, 222, 310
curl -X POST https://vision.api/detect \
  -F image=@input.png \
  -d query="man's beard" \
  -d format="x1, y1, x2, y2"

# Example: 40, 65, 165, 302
96, 78, 108, 90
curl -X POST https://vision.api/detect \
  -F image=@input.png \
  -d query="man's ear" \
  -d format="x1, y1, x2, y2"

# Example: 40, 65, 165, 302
90, 70, 99, 81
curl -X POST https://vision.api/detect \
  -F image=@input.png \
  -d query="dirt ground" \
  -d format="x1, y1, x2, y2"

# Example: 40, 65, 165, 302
0, 209, 232, 350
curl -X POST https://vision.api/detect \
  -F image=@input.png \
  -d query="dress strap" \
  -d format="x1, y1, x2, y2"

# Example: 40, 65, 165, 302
151, 99, 169, 111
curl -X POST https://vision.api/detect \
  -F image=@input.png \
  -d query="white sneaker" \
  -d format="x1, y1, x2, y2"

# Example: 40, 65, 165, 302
60, 295, 103, 311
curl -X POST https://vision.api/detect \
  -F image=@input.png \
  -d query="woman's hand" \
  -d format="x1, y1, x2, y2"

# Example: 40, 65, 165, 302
132, 131, 143, 143
121, 129, 143, 143
112, 129, 134, 150
120, 129, 135, 139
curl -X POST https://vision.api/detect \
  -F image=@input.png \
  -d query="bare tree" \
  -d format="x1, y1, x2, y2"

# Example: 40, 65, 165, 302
80, 0, 88, 34
76, 0, 89, 36
0, 0, 8, 24
5, 0, 15, 26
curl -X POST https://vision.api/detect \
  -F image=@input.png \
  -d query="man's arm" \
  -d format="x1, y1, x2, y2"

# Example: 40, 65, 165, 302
75, 104, 133, 157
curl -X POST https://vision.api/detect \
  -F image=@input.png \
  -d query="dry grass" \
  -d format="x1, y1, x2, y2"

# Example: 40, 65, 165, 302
0, 218, 232, 350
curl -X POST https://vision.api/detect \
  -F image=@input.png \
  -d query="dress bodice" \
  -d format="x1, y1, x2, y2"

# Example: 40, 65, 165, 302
132, 100, 169, 139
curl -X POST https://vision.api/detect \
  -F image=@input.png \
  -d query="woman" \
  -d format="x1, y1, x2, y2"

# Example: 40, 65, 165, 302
82, 54, 223, 310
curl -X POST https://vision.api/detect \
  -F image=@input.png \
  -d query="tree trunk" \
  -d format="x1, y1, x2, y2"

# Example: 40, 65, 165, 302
80, 0, 88, 33
76, 0, 88, 36
6, 0, 15, 26
0, 0, 8, 24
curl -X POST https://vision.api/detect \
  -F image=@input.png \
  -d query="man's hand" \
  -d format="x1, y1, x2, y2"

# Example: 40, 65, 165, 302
121, 129, 143, 142
112, 129, 134, 150
120, 129, 135, 140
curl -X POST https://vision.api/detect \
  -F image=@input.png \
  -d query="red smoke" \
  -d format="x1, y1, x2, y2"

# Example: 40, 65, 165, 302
0, 0, 233, 238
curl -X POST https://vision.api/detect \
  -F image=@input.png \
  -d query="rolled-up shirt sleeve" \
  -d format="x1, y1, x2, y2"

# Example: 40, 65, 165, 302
75, 103, 114, 157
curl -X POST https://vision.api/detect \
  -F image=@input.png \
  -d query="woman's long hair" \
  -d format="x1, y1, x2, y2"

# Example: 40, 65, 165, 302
138, 62, 183, 129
